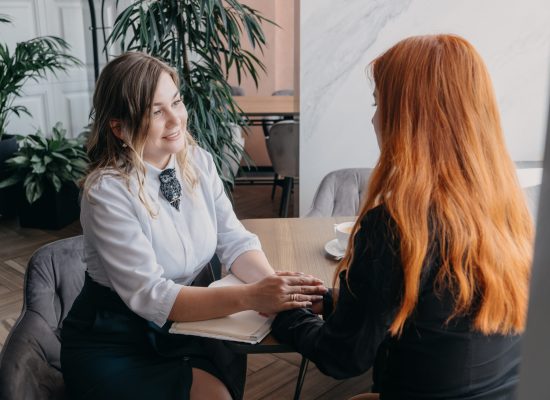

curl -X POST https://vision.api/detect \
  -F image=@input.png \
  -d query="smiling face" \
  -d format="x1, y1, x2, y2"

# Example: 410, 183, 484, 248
142, 72, 188, 169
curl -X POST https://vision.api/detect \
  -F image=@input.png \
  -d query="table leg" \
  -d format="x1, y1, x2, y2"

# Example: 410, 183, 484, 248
293, 357, 309, 400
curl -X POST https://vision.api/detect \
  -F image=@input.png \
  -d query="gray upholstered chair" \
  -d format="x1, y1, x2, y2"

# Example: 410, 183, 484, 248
305, 168, 373, 217
261, 89, 295, 200
306, 167, 541, 222
0, 236, 220, 400
229, 86, 245, 96
262, 89, 295, 136
0, 236, 85, 400
265, 120, 299, 217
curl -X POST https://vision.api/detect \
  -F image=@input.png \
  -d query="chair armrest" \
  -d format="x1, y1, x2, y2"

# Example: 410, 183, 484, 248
0, 310, 66, 399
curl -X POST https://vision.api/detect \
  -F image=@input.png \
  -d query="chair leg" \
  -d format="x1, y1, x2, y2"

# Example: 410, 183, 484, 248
293, 357, 309, 400
271, 173, 278, 199
279, 177, 293, 217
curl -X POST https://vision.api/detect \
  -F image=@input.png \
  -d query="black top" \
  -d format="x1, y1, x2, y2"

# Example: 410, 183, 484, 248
272, 206, 521, 400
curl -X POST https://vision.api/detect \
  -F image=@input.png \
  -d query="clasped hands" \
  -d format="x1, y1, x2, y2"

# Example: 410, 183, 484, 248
247, 271, 328, 315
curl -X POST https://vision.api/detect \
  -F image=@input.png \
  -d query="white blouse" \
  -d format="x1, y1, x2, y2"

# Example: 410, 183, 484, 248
81, 146, 261, 327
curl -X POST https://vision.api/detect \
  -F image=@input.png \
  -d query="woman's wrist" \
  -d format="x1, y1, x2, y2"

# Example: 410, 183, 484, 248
322, 288, 335, 317
240, 282, 257, 310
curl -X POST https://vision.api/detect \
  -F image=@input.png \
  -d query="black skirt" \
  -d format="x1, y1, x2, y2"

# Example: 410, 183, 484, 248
60, 273, 247, 400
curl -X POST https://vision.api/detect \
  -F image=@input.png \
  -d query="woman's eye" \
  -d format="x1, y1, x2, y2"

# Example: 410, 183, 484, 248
172, 99, 182, 107
153, 109, 162, 116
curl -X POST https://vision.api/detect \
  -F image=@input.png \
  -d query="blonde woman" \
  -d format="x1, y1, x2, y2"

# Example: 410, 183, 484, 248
272, 34, 533, 399
60, 52, 326, 400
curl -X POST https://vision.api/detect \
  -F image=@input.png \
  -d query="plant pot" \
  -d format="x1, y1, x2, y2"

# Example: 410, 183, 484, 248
18, 182, 80, 229
0, 135, 19, 217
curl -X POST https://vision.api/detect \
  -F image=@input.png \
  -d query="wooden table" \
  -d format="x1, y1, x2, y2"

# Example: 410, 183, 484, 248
242, 216, 353, 282
234, 95, 299, 118
232, 217, 355, 399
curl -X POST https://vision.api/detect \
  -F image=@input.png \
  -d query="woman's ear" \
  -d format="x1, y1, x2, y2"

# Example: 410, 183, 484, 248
109, 119, 123, 140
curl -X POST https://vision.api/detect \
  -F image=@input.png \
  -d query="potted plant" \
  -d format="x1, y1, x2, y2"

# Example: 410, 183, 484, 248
108, 0, 272, 188
0, 13, 81, 217
0, 122, 88, 229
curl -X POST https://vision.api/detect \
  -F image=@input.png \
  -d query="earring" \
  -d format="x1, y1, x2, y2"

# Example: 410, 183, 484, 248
122, 142, 128, 148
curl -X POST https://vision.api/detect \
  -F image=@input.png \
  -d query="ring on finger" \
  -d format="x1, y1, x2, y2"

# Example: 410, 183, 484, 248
290, 293, 297, 302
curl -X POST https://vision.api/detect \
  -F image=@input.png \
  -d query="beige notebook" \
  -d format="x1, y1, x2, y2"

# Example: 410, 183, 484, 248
169, 274, 273, 344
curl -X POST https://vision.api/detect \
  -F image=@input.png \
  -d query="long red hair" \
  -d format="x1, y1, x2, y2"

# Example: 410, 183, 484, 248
336, 34, 534, 337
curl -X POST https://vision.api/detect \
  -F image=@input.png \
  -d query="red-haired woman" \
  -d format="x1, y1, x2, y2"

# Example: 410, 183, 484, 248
272, 34, 534, 400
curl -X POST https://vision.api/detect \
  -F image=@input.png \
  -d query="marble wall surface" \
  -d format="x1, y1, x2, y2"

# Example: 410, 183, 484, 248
300, 0, 550, 214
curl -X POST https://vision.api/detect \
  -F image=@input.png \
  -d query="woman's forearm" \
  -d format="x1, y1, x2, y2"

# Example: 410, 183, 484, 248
230, 249, 275, 283
167, 284, 253, 322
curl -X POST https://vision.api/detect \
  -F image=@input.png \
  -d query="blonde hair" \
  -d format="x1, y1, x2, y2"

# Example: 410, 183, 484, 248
84, 52, 198, 216
336, 34, 534, 337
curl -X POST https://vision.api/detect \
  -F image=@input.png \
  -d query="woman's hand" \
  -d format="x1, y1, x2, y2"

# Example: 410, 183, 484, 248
246, 271, 328, 314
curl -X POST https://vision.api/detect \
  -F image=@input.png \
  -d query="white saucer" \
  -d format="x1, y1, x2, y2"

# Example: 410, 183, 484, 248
324, 238, 345, 260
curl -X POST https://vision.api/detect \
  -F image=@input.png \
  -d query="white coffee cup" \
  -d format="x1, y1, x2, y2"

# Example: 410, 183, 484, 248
334, 221, 355, 251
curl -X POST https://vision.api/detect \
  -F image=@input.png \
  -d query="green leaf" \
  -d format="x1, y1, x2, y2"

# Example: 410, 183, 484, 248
0, 14, 12, 24
25, 179, 43, 204
51, 152, 70, 162
0, 175, 21, 188
31, 163, 46, 174
51, 174, 62, 192
5, 155, 29, 165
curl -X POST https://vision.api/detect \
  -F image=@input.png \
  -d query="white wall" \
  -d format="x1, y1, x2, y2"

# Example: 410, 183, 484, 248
300, 0, 550, 215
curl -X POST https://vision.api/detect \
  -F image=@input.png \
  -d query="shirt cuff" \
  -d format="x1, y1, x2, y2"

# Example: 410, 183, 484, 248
322, 288, 335, 318
153, 282, 183, 327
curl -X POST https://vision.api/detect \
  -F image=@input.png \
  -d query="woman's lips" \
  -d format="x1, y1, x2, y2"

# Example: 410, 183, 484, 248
163, 131, 180, 140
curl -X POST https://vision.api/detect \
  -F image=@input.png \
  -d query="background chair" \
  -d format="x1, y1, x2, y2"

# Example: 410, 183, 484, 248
0, 236, 85, 400
229, 86, 245, 96
262, 89, 295, 137
306, 167, 541, 222
306, 168, 373, 217
265, 120, 299, 217
261, 89, 295, 199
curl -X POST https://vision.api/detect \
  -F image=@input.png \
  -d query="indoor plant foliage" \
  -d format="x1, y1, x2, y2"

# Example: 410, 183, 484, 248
0, 14, 81, 140
0, 122, 88, 204
109, 0, 272, 185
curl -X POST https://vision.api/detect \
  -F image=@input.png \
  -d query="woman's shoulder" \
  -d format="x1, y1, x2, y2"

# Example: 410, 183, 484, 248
188, 145, 217, 175
84, 169, 134, 202
358, 204, 399, 252
360, 204, 393, 230
189, 145, 212, 162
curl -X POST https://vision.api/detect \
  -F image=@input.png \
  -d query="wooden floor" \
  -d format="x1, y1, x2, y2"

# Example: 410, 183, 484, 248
0, 183, 372, 399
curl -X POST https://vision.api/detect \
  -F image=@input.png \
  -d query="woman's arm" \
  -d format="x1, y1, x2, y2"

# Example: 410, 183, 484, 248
271, 209, 401, 379
230, 249, 275, 282
167, 269, 326, 322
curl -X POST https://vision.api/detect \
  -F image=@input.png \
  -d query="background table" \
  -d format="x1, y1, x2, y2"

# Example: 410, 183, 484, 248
234, 95, 299, 118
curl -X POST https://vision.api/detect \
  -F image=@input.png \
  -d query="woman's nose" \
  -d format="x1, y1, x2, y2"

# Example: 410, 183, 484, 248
165, 110, 180, 128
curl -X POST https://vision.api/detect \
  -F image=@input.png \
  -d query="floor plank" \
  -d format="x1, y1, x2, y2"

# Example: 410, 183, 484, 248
244, 359, 299, 400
